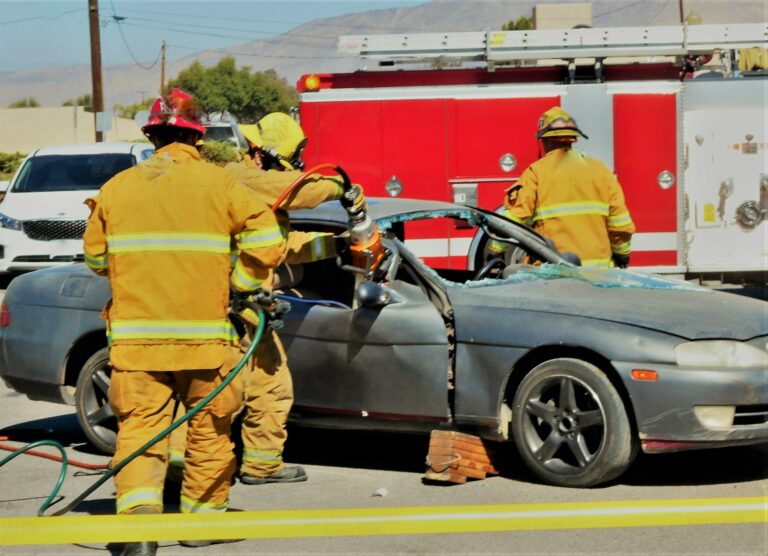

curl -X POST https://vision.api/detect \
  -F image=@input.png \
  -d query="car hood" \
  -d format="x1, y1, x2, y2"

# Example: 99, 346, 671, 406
446, 265, 767, 341
0, 190, 96, 220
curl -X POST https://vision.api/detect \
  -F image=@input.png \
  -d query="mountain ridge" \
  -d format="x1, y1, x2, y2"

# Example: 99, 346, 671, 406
2, 0, 765, 108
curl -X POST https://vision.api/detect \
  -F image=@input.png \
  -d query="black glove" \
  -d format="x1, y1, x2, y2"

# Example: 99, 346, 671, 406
612, 253, 630, 269
340, 184, 367, 214
230, 289, 291, 330
334, 234, 353, 267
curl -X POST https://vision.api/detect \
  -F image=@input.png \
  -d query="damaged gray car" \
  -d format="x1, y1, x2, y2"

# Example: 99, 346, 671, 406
1, 198, 766, 487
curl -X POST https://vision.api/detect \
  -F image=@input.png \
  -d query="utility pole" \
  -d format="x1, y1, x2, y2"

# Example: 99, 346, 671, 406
160, 41, 167, 94
88, 0, 105, 142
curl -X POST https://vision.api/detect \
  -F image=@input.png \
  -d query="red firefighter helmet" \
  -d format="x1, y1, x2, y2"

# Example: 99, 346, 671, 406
142, 88, 205, 135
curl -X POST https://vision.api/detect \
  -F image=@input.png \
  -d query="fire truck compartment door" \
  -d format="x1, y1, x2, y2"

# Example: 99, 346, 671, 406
613, 91, 679, 268
684, 107, 768, 272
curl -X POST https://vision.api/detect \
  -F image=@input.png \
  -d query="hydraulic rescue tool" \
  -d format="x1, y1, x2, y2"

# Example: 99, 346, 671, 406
273, 163, 386, 279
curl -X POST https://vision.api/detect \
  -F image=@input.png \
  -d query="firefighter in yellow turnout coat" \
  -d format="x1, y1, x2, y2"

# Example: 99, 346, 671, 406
83, 89, 284, 556
168, 112, 364, 485
229, 114, 363, 484
492, 107, 635, 268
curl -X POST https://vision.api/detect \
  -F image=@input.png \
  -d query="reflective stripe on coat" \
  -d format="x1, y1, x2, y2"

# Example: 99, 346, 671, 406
504, 148, 635, 267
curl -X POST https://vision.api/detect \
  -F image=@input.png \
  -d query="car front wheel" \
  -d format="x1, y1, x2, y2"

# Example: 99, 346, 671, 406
75, 347, 116, 455
511, 358, 636, 487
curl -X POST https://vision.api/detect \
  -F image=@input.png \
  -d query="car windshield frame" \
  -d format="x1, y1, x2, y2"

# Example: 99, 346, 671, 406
11, 153, 136, 193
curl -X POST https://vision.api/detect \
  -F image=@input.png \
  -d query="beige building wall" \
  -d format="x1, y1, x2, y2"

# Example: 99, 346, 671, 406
0, 107, 146, 153
534, 3, 593, 30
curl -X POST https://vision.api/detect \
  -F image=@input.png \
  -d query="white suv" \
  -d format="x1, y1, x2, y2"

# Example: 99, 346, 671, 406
0, 142, 154, 274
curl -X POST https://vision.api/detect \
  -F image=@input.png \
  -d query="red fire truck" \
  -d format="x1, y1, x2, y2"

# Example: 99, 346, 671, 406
297, 23, 767, 282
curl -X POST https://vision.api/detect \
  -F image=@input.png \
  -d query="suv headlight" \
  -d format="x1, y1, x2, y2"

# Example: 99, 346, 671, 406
675, 340, 768, 368
0, 212, 22, 231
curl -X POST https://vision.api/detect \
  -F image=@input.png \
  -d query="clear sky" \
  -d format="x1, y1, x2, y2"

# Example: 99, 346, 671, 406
0, 0, 424, 74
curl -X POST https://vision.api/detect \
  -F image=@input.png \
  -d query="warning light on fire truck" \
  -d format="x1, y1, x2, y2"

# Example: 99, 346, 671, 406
304, 74, 321, 92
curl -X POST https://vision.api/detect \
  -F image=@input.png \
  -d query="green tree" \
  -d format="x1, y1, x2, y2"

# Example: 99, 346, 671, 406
502, 16, 533, 31
168, 56, 298, 123
8, 97, 40, 108
0, 151, 26, 179
62, 93, 93, 112
113, 97, 153, 120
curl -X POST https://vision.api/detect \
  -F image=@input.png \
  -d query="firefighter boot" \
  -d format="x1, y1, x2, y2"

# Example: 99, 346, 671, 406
240, 465, 307, 485
179, 509, 245, 547
119, 506, 159, 556
120, 541, 157, 556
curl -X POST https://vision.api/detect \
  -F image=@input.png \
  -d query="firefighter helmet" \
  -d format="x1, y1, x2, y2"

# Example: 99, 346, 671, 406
240, 113, 307, 170
142, 88, 205, 135
535, 107, 588, 140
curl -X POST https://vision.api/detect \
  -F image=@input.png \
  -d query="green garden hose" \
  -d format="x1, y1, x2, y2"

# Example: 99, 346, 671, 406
0, 306, 265, 517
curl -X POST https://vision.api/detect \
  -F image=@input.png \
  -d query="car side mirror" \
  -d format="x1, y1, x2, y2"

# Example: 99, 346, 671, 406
0, 181, 9, 193
357, 280, 391, 308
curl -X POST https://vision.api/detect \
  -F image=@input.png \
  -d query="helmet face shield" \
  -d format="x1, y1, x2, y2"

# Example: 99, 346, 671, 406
287, 137, 308, 170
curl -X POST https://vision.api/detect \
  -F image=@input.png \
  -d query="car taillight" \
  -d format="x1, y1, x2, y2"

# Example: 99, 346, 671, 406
1, 303, 9, 327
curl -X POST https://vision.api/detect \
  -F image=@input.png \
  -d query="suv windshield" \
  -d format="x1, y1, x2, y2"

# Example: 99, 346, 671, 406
12, 153, 135, 192
204, 124, 246, 148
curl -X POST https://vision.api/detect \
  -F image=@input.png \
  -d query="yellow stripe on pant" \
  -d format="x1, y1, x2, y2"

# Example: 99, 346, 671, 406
1, 497, 764, 545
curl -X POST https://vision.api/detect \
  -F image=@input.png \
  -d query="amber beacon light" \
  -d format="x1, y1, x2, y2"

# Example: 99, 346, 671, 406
304, 74, 321, 92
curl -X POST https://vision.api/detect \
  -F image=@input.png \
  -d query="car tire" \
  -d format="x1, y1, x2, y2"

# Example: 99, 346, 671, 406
511, 358, 636, 487
75, 347, 116, 455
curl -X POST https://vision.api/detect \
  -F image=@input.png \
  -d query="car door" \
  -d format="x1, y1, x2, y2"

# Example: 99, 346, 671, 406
280, 276, 450, 421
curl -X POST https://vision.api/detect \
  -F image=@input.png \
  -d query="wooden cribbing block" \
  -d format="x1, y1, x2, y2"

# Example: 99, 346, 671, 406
424, 430, 499, 484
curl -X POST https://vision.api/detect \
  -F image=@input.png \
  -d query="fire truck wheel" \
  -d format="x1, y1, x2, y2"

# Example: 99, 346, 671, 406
75, 347, 116, 455
511, 358, 637, 487
474, 256, 506, 280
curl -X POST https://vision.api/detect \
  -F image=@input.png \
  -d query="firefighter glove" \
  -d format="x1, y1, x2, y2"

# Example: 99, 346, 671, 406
230, 289, 291, 330
340, 184, 367, 215
334, 233, 354, 268
612, 253, 630, 269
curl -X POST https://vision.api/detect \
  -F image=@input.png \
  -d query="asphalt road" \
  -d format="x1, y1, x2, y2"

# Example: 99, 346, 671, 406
0, 379, 766, 556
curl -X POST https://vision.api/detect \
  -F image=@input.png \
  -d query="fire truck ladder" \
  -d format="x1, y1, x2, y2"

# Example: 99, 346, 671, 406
339, 23, 767, 78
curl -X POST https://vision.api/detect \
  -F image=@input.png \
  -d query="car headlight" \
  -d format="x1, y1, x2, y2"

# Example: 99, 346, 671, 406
675, 340, 768, 368
0, 212, 22, 231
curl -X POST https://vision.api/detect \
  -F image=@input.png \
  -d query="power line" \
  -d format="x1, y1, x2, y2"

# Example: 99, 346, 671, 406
111, 6, 416, 33
111, 14, 329, 43
107, 0, 162, 70
646, 0, 673, 24
167, 43, 347, 61
593, 0, 648, 20
0, 7, 84, 26
118, 20, 258, 42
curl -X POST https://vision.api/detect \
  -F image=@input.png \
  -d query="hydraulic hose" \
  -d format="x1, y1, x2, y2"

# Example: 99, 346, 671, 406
271, 163, 352, 212
0, 306, 266, 517
0, 437, 109, 470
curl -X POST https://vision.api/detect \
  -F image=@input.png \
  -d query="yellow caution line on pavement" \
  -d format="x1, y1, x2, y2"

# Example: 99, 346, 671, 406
1, 496, 765, 545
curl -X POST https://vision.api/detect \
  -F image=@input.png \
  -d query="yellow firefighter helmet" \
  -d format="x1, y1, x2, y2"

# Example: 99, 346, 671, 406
240, 113, 307, 170
535, 106, 589, 140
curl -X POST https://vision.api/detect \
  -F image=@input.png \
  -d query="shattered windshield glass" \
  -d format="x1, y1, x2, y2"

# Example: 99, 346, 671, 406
378, 209, 710, 293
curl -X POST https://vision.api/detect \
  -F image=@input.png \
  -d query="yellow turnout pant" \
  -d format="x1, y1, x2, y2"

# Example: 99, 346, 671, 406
110, 365, 241, 515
